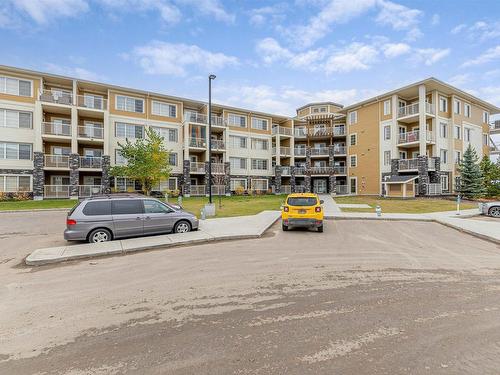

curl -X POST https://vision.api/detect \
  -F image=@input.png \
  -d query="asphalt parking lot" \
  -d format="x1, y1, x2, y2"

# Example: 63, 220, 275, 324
2, 213, 500, 374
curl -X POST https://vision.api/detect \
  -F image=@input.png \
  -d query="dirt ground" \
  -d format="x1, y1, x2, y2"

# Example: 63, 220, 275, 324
1, 214, 500, 374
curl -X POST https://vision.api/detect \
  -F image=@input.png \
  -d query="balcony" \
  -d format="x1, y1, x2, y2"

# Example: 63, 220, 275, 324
42, 121, 71, 137
190, 162, 205, 173
39, 89, 73, 105
80, 156, 102, 169
309, 127, 333, 137
272, 126, 293, 136
212, 163, 225, 174
78, 125, 104, 139
294, 147, 306, 157
397, 102, 435, 122
189, 137, 207, 148
281, 166, 291, 175
43, 185, 70, 199
398, 158, 436, 172
210, 139, 225, 150
78, 185, 103, 197
281, 185, 291, 194
272, 146, 291, 156
333, 166, 347, 174
333, 126, 346, 136
76, 95, 107, 110
491, 120, 500, 135
333, 146, 347, 155
310, 166, 332, 175
310, 147, 329, 157
427, 183, 442, 196
398, 130, 434, 146
44, 155, 69, 169
190, 185, 206, 196
294, 166, 306, 175
184, 112, 226, 127
294, 128, 307, 138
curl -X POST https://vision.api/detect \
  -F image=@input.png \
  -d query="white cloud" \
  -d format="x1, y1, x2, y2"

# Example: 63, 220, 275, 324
324, 43, 379, 73
289, 48, 328, 71
382, 43, 411, 58
412, 48, 450, 66
176, 0, 235, 24
431, 14, 440, 26
375, 0, 423, 41
101, 0, 181, 25
43, 63, 106, 81
129, 41, 239, 77
462, 45, 500, 67
451, 24, 466, 34
255, 38, 292, 64
1, 0, 88, 25
450, 21, 500, 42
248, 4, 286, 26
448, 74, 471, 87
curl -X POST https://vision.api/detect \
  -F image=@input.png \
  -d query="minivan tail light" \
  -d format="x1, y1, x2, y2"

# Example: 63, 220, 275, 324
315, 207, 321, 213
283, 206, 289, 212
67, 219, 77, 226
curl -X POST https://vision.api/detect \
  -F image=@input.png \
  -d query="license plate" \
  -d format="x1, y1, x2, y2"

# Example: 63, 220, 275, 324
298, 209, 307, 214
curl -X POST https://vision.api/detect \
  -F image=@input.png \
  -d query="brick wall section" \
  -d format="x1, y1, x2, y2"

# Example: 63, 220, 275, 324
417, 155, 429, 195
101, 155, 111, 194
33, 151, 44, 198
290, 166, 296, 193
390, 159, 399, 175
329, 174, 336, 194
224, 162, 230, 195
182, 160, 190, 196
274, 165, 281, 194
69, 153, 80, 197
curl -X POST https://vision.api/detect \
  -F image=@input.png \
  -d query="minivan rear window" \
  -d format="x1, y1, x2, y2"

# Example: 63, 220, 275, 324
83, 201, 112, 216
287, 197, 318, 206
111, 199, 144, 215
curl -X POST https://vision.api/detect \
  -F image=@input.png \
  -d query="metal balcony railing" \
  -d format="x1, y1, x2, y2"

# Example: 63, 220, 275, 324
294, 128, 307, 138
398, 130, 433, 144
309, 127, 333, 137
310, 166, 332, 174
210, 139, 225, 150
212, 163, 225, 174
398, 158, 419, 171
294, 147, 306, 156
272, 126, 293, 136
78, 185, 102, 197
39, 89, 73, 105
44, 155, 69, 168
334, 146, 347, 155
310, 147, 329, 156
184, 112, 226, 126
76, 95, 107, 110
44, 185, 70, 198
78, 125, 104, 139
281, 185, 291, 194
427, 183, 442, 195
294, 167, 306, 175
190, 185, 206, 196
335, 184, 349, 195
281, 166, 291, 175
42, 121, 71, 136
189, 137, 206, 148
80, 156, 102, 169
334, 166, 347, 174
211, 185, 226, 195
190, 162, 205, 173
397, 102, 435, 118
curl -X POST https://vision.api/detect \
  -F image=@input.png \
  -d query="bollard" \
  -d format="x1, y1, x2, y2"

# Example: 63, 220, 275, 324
200, 208, 206, 220
456, 194, 461, 215
375, 204, 382, 217
177, 195, 183, 207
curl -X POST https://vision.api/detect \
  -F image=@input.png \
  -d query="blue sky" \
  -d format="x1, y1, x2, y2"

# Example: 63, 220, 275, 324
1, 0, 500, 116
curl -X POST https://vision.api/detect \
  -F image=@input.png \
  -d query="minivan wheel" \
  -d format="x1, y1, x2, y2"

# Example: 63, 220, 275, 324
489, 206, 500, 218
174, 220, 191, 233
88, 228, 112, 243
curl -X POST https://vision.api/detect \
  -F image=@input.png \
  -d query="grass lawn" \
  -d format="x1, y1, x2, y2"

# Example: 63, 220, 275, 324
334, 195, 477, 214
0, 195, 286, 217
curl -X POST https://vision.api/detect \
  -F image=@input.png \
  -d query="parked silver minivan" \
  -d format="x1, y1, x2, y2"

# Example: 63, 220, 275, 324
64, 194, 199, 243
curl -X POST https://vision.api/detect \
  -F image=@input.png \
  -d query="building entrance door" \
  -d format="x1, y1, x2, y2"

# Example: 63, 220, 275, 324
313, 179, 327, 194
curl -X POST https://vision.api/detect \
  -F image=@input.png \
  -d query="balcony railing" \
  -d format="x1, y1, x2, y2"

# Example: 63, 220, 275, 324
333, 126, 346, 136
211, 185, 226, 195
309, 127, 333, 137
184, 112, 226, 127
294, 128, 307, 138
294, 147, 306, 156
80, 156, 102, 169
398, 130, 433, 144
427, 183, 442, 196
190, 185, 206, 196
310, 147, 329, 156
281, 166, 291, 175
281, 185, 291, 194
397, 102, 435, 118
44, 155, 69, 168
294, 167, 306, 175
39, 89, 73, 105
189, 137, 206, 148
335, 184, 349, 195
44, 185, 70, 199
398, 158, 419, 171
42, 121, 71, 136
210, 139, 225, 150
272, 126, 293, 136
76, 95, 107, 110
78, 185, 102, 197
190, 162, 205, 173
334, 146, 347, 155
78, 125, 104, 139
334, 166, 347, 174
212, 163, 225, 174
310, 166, 332, 174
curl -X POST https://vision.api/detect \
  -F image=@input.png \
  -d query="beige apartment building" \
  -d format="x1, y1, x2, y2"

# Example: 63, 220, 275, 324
0, 65, 498, 199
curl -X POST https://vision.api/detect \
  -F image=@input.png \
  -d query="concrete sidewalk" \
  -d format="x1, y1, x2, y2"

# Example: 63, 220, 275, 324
25, 211, 281, 266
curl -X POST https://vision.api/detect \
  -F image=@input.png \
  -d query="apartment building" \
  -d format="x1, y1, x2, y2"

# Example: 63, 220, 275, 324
0, 65, 498, 199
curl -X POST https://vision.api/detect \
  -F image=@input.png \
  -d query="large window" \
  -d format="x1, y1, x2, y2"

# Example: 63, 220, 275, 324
0, 109, 32, 129
0, 76, 32, 97
464, 103, 471, 118
153, 126, 178, 142
251, 117, 268, 131
229, 135, 247, 149
251, 158, 268, 170
464, 128, 471, 142
454, 125, 461, 140
152, 101, 177, 117
115, 122, 144, 138
383, 125, 391, 140
116, 95, 144, 113
251, 138, 268, 150
440, 174, 449, 192
350, 155, 357, 168
439, 97, 448, 112
230, 157, 247, 170
251, 179, 268, 191
454, 99, 461, 115
440, 122, 448, 138
0, 175, 31, 192
230, 178, 247, 191
0, 142, 32, 160
384, 150, 391, 166
115, 150, 127, 165
440, 149, 448, 164
169, 153, 177, 166
383, 100, 391, 115
350, 133, 357, 146
227, 113, 246, 127
348, 111, 358, 125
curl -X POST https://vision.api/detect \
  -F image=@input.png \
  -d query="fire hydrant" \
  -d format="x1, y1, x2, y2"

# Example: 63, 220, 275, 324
375, 205, 382, 217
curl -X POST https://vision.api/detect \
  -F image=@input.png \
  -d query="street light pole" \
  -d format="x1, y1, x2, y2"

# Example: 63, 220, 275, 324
208, 74, 216, 204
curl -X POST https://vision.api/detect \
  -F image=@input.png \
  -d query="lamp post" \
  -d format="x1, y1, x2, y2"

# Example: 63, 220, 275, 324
208, 74, 216, 204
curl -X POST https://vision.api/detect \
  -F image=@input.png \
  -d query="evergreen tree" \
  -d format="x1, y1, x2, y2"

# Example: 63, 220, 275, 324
456, 145, 485, 198
480, 155, 500, 197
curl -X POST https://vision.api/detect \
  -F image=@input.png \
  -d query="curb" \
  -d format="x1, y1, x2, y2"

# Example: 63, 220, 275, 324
433, 219, 500, 246
0, 208, 72, 214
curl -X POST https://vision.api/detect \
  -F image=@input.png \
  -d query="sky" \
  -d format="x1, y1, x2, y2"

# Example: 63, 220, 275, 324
1, 0, 500, 118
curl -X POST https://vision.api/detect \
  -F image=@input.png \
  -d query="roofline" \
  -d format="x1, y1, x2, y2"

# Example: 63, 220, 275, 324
296, 101, 344, 112
342, 77, 500, 114
0, 64, 290, 120
384, 176, 419, 184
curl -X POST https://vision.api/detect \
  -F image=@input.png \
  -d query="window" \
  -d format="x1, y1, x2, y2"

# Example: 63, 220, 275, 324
0, 109, 32, 129
384, 150, 391, 166
439, 96, 448, 112
144, 200, 172, 214
440, 149, 448, 164
483, 133, 489, 146
229, 135, 247, 149
348, 111, 358, 125
115, 122, 144, 138
115, 150, 126, 165
230, 178, 247, 191
464, 128, 471, 142
154, 177, 178, 191
464, 103, 471, 118
440, 122, 448, 138
116, 95, 144, 113
153, 127, 178, 142
454, 151, 461, 164
166, 153, 177, 166
440, 174, 449, 192
383, 125, 391, 140
251, 138, 268, 150
152, 101, 177, 117
0, 76, 32, 97
454, 99, 461, 114
350, 134, 357, 146
83, 201, 112, 216
114, 177, 137, 192
0, 175, 31, 192
251, 179, 268, 191
0, 142, 31, 160
454, 125, 461, 140
230, 157, 247, 170
227, 113, 246, 127
483, 111, 489, 124
251, 117, 268, 131
350, 155, 357, 168
111, 199, 144, 215
251, 158, 268, 170
350, 177, 357, 194
383, 100, 391, 115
